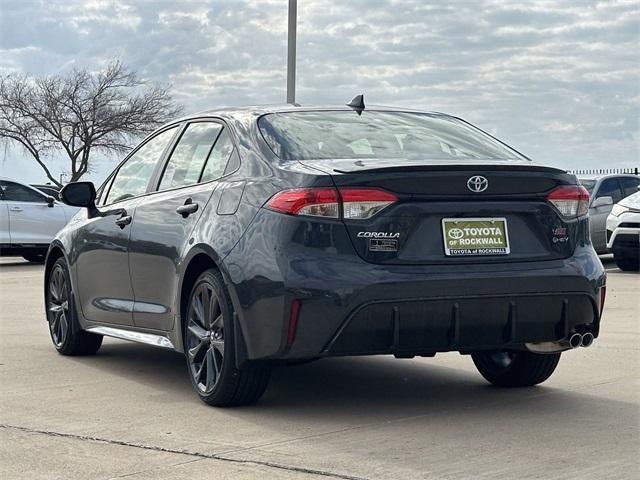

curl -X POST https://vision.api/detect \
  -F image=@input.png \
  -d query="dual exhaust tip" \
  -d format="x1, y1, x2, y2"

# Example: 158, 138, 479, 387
525, 331, 595, 353
568, 332, 594, 349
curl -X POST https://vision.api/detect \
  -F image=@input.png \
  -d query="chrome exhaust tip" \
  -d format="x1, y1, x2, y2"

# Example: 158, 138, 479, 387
568, 333, 582, 349
526, 332, 584, 353
581, 332, 594, 348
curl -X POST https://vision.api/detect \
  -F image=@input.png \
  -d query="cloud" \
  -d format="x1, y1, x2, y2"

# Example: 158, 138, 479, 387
0, 0, 638, 182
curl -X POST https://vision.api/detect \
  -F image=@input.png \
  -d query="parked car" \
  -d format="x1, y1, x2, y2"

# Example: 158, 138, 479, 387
578, 174, 640, 253
0, 178, 79, 262
31, 183, 61, 200
606, 191, 640, 271
45, 103, 606, 407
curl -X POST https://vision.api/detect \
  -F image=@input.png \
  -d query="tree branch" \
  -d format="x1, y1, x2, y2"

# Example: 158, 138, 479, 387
0, 60, 182, 184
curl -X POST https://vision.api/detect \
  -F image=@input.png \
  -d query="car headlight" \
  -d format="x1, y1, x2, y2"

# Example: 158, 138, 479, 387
611, 204, 629, 217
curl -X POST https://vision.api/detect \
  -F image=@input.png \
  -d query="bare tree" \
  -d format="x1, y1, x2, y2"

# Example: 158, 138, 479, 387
0, 61, 182, 186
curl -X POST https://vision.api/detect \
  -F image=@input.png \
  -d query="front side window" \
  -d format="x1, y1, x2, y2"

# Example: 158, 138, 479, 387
258, 111, 526, 162
158, 122, 223, 191
596, 178, 623, 203
201, 128, 235, 182
106, 126, 178, 204
0, 181, 47, 203
619, 177, 640, 198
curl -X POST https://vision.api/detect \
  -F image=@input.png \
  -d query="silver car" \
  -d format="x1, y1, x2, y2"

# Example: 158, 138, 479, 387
578, 174, 640, 253
0, 178, 79, 262
606, 192, 640, 271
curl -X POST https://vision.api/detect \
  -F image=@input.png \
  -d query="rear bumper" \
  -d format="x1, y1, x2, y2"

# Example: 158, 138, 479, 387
606, 211, 640, 249
325, 291, 596, 357
607, 228, 640, 250
224, 212, 605, 361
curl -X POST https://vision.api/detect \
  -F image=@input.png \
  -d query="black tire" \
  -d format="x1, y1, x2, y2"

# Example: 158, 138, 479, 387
46, 257, 103, 355
23, 253, 46, 263
471, 350, 560, 387
184, 269, 270, 407
613, 247, 640, 272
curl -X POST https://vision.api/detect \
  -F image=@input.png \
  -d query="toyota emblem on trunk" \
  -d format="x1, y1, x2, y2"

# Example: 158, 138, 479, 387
467, 175, 488, 193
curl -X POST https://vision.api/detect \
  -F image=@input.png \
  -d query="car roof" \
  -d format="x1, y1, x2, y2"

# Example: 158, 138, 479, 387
578, 174, 638, 181
0, 177, 52, 195
0, 177, 28, 184
171, 104, 454, 123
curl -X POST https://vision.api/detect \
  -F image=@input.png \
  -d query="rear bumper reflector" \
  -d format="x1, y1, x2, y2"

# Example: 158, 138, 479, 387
287, 299, 301, 346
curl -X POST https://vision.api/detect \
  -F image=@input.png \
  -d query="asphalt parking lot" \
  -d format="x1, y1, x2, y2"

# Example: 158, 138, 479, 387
0, 256, 638, 480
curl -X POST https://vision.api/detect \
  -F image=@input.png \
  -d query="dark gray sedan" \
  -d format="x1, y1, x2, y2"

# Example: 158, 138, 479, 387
45, 103, 606, 406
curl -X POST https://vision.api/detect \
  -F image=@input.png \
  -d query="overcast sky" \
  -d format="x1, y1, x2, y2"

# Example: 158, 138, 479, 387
1, 0, 638, 184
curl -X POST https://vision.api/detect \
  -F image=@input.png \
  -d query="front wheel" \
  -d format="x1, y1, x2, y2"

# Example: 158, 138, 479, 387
184, 269, 271, 407
471, 350, 560, 387
612, 246, 640, 271
46, 257, 103, 355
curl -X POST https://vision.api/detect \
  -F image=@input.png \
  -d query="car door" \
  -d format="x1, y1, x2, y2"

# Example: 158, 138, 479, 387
128, 120, 237, 330
590, 178, 623, 252
0, 180, 67, 245
74, 126, 179, 326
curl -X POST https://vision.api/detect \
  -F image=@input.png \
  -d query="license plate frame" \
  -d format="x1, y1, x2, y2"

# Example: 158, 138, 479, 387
442, 217, 510, 256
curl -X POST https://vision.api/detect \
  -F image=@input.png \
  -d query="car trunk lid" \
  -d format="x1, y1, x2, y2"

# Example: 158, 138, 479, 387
300, 160, 582, 265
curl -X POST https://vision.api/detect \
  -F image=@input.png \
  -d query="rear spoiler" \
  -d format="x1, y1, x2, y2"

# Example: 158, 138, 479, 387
332, 164, 568, 175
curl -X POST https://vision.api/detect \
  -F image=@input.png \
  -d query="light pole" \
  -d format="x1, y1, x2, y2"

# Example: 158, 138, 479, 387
286, 0, 297, 104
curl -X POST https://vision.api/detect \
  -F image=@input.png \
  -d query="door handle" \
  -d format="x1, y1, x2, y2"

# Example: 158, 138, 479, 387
115, 214, 132, 228
176, 199, 199, 218
9, 206, 22, 212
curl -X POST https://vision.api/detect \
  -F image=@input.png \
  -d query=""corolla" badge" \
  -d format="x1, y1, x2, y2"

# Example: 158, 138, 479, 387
357, 231, 400, 239
467, 175, 489, 193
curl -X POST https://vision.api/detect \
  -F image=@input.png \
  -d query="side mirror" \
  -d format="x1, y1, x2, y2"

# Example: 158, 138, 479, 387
60, 182, 96, 209
45, 195, 55, 207
591, 196, 613, 208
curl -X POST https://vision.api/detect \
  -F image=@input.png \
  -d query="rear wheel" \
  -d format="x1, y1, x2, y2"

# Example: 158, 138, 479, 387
46, 257, 103, 355
471, 350, 560, 387
612, 246, 640, 271
184, 269, 270, 407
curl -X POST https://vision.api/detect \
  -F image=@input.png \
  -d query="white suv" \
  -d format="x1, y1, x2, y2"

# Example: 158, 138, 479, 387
0, 178, 79, 262
606, 191, 640, 271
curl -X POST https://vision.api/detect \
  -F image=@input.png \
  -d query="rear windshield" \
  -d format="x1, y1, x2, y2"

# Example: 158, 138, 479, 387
258, 111, 526, 161
578, 179, 597, 194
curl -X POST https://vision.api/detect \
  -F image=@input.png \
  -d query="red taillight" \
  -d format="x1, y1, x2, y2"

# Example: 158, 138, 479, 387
546, 185, 590, 219
598, 286, 606, 317
265, 188, 339, 218
265, 187, 398, 219
287, 299, 301, 346
340, 188, 398, 219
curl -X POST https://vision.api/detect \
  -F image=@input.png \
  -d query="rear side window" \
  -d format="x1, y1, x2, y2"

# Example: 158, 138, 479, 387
619, 177, 640, 198
106, 126, 178, 204
159, 122, 223, 190
258, 111, 526, 161
0, 181, 46, 203
201, 128, 235, 182
596, 178, 623, 203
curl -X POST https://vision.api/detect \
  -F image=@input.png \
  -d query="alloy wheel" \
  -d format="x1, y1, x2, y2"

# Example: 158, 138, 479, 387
47, 265, 69, 347
186, 282, 225, 394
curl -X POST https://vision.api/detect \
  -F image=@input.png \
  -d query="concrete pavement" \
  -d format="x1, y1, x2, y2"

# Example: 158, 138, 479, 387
0, 256, 638, 479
